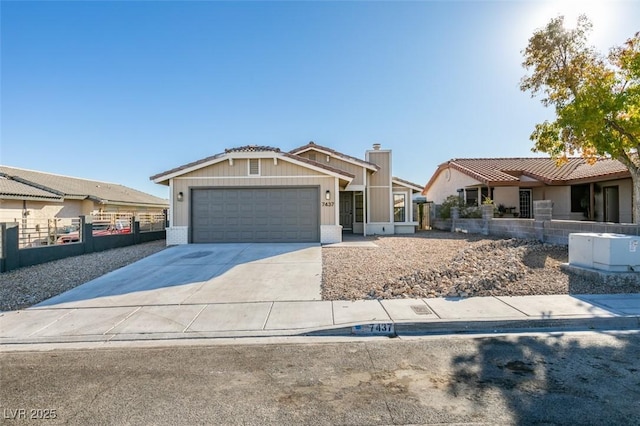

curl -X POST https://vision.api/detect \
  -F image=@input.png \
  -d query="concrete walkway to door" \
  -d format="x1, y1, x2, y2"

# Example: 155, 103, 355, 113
34, 243, 322, 309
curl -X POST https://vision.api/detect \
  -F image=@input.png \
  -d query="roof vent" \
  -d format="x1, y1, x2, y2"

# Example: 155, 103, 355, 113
373, 143, 381, 150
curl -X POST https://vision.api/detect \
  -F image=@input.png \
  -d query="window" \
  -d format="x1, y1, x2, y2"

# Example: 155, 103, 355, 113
570, 184, 589, 213
248, 159, 260, 176
308, 153, 317, 161
394, 194, 406, 222
355, 193, 364, 223
465, 188, 479, 206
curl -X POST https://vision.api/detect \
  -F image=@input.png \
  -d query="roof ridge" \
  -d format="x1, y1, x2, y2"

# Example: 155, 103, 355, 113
289, 141, 380, 170
225, 145, 281, 153
0, 165, 120, 186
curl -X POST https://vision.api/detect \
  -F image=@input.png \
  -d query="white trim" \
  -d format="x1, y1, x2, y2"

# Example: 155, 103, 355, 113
334, 178, 340, 226
169, 179, 175, 226
388, 150, 394, 225
153, 155, 228, 182
174, 175, 333, 180
393, 190, 410, 223
392, 178, 422, 192
366, 180, 371, 225
153, 150, 354, 183
293, 147, 378, 171
363, 168, 367, 237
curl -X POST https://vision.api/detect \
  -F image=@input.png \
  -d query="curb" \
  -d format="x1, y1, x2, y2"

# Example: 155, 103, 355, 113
305, 316, 640, 337
2, 316, 638, 348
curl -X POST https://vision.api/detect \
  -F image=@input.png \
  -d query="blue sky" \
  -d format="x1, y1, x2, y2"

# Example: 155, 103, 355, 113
1, 1, 638, 199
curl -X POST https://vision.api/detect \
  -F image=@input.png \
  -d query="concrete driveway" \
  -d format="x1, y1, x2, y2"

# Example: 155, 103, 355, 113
35, 243, 322, 309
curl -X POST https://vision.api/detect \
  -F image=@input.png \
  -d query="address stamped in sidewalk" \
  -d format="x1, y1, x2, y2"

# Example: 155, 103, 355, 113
352, 323, 395, 335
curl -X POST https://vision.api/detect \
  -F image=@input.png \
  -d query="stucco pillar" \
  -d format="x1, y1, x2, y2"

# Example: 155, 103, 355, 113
451, 207, 459, 233
481, 204, 494, 236
533, 200, 553, 242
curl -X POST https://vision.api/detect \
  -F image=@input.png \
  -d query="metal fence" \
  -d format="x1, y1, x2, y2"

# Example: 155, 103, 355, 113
138, 212, 167, 232
12, 212, 165, 249
16, 217, 81, 249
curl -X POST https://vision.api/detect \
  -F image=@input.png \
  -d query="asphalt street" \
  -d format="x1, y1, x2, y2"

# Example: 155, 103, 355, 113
1, 332, 639, 425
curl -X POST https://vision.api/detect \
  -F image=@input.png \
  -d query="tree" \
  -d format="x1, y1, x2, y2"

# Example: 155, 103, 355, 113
520, 16, 640, 223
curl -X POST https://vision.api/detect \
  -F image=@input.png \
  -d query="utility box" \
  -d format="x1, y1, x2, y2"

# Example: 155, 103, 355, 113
569, 232, 640, 272
592, 233, 640, 272
568, 233, 595, 269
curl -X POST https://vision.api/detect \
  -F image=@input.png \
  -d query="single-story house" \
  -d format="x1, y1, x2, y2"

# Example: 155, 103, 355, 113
422, 157, 633, 223
0, 165, 169, 224
150, 142, 423, 244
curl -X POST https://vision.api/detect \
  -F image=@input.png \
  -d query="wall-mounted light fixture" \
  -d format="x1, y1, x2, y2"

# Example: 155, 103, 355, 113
177, 191, 184, 202
325, 190, 331, 200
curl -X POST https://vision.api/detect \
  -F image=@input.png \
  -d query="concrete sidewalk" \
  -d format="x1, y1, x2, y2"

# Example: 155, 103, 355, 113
1, 294, 639, 347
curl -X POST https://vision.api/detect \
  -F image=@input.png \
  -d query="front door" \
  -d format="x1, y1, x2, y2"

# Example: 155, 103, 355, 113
339, 192, 353, 231
519, 189, 532, 218
604, 186, 619, 223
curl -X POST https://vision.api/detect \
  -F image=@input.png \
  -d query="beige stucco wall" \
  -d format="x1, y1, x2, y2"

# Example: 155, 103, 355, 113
0, 198, 164, 222
540, 186, 573, 219
426, 167, 482, 204
171, 157, 338, 227
595, 178, 633, 223
0, 199, 86, 222
492, 187, 520, 212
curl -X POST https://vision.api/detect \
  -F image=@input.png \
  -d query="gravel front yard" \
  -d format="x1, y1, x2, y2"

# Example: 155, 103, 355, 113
322, 231, 640, 300
2, 232, 639, 312
0, 240, 167, 312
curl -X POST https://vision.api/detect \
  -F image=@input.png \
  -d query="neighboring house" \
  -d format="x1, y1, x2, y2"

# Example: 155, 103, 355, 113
422, 158, 633, 223
150, 142, 423, 244
0, 165, 169, 224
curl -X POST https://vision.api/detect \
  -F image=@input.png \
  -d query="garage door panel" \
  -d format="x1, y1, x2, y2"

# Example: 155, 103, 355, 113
191, 187, 319, 243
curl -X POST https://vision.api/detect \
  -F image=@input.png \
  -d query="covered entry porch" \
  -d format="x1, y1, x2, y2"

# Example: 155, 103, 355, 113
339, 191, 365, 234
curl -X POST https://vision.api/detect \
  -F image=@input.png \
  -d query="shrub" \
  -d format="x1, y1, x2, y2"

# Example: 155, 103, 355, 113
439, 194, 483, 219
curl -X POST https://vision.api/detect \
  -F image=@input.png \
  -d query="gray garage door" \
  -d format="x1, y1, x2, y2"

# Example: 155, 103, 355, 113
191, 187, 320, 243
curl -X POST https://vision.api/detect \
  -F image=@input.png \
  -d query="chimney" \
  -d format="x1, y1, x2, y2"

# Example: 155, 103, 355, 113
372, 143, 381, 150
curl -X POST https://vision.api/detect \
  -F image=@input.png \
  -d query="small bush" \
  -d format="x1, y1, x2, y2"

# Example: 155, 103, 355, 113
461, 206, 482, 218
439, 195, 463, 219
439, 194, 483, 219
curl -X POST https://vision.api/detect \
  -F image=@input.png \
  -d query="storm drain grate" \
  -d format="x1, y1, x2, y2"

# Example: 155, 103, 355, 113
180, 251, 213, 259
410, 305, 433, 315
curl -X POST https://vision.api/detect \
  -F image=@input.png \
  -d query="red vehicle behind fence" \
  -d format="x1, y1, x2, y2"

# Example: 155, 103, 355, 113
56, 220, 131, 244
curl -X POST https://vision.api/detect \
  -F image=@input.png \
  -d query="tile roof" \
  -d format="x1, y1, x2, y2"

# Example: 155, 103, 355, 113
289, 141, 380, 171
565, 159, 630, 182
449, 158, 585, 183
0, 166, 168, 207
423, 157, 631, 194
0, 176, 63, 201
225, 145, 281, 153
454, 157, 630, 184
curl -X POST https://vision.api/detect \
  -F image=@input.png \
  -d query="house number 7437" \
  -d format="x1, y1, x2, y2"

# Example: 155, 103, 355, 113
322, 202, 334, 207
